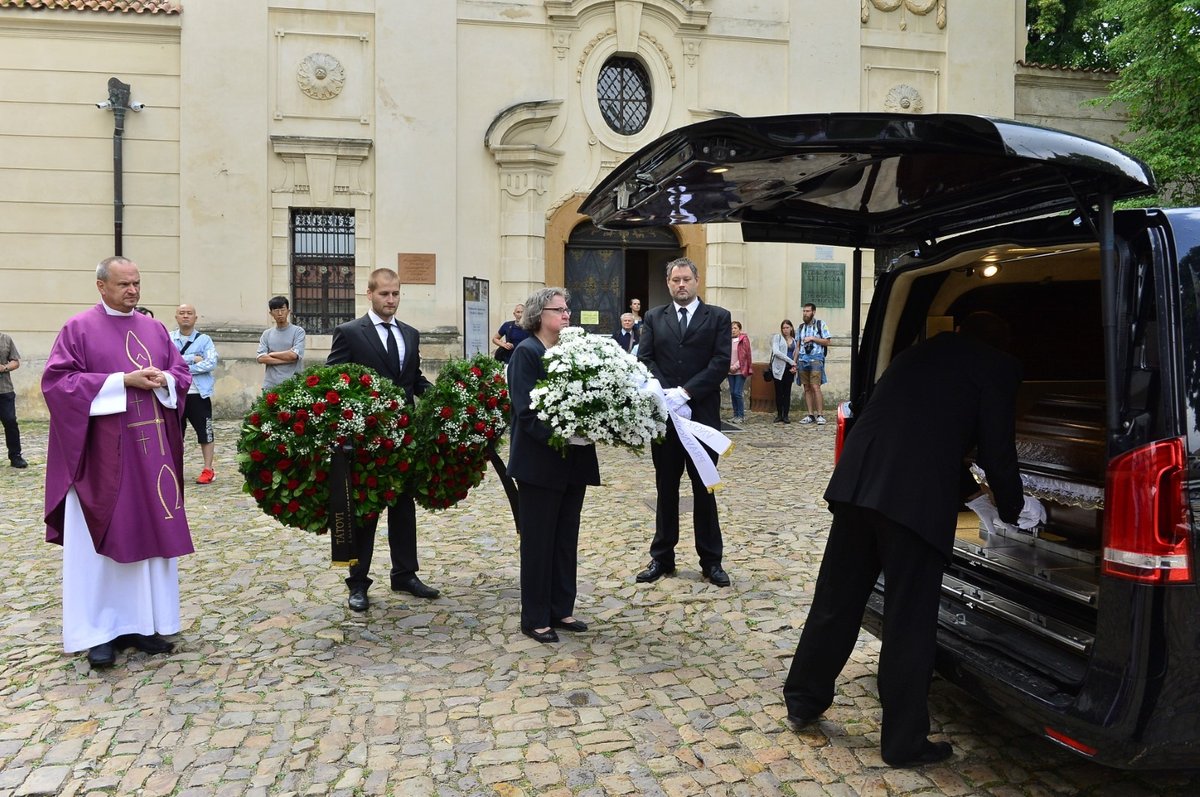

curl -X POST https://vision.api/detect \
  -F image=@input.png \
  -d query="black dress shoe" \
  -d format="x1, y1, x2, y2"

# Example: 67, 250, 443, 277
10, 456, 28, 469
391, 574, 440, 599
521, 625, 559, 643
885, 740, 953, 768
703, 565, 731, 587
551, 618, 588, 632
635, 560, 675, 583
87, 643, 115, 668
114, 633, 174, 654
347, 586, 369, 612
785, 713, 820, 730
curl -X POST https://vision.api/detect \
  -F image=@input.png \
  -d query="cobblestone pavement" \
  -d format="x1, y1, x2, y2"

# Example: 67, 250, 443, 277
2, 416, 1199, 796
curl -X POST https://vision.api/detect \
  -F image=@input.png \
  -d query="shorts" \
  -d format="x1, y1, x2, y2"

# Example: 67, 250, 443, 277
182, 394, 215, 444
798, 359, 826, 387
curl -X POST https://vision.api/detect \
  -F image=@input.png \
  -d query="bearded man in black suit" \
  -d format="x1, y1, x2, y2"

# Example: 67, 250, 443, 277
783, 311, 1043, 768
327, 267, 435, 612
635, 257, 733, 587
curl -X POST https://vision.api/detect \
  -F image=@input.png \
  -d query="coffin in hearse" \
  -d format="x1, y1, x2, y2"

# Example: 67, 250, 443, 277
584, 113, 1200, 768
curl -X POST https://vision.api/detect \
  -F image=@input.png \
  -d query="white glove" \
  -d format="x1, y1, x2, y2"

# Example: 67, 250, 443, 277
1017, 495, 1047, 530
965, 494, 1003, 534
664, 387, 690, 411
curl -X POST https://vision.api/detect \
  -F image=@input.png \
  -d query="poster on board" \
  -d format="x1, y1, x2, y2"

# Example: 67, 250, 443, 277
463, 277, 490, 358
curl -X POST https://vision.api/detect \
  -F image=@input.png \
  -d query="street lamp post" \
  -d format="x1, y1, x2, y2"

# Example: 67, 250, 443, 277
96, 77, 144, 257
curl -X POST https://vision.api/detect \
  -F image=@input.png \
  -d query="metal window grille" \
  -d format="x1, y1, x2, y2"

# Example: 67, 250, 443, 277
597, 56, 651, 135
290, 209, 356, 335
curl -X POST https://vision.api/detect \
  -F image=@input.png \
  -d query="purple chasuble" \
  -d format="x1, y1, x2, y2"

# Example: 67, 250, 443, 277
43, 304, 195, 563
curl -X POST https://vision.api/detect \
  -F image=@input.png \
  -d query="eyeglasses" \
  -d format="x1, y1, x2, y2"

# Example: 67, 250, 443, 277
541, 306, 571, 314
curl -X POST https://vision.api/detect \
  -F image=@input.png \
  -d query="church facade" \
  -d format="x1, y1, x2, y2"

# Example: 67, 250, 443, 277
0, 0, 1124, 416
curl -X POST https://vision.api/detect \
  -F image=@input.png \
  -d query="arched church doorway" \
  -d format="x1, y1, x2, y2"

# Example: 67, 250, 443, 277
564, 222, 682, 335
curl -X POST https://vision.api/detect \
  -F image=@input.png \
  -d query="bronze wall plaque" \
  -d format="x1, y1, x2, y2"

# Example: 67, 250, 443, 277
398, 253, 436, 285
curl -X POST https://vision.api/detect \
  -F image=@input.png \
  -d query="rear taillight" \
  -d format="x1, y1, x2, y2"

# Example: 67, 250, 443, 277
1102, 437, 1193, 584
834, 401, 851, 463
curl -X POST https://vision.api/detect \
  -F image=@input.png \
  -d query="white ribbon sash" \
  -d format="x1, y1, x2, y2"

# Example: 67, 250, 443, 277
641, 376, 731, 491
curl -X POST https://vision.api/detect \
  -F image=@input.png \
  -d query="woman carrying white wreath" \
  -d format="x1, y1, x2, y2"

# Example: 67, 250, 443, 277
506, 287, 600, 643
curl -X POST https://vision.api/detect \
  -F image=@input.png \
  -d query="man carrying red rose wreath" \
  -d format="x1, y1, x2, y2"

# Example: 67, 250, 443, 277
327, 267, 435, 612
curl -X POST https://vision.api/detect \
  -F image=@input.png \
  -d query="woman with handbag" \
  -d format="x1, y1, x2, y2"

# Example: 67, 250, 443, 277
769, 319, 799, 423
727, 321, 752, 423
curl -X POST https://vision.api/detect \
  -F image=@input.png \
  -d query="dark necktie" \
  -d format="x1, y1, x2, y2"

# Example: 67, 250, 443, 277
384, 323, 400, 370
678, 307, 688, 334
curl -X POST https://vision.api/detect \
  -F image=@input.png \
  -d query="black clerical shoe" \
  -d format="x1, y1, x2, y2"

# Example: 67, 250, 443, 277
87, 643, 115, 668
10, 456, 28, 469
551, 618, 588, 632
635, 560, 675, 583
114, 633, 174, 654
347, 586, 369, 612
785, 713, 820, 730
885, 740, 954, 769
391, 574, 440, 599
703, 565, 731, 587
521, 625, 559, 644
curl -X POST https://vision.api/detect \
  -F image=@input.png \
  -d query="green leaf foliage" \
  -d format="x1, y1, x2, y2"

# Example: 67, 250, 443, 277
1026, 0, 1119, 70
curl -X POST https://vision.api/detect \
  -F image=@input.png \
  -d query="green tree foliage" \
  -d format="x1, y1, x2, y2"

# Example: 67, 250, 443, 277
1101, 1, 1200, 206
1026, 0, 1118, 70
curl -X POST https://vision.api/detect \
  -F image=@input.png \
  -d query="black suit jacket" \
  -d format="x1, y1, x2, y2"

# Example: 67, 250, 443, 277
326, 314, 431, 404
638, 300, 732, 429
506, 336, 601, 490
613, 328, 637, 353
824, 332, 1025, 560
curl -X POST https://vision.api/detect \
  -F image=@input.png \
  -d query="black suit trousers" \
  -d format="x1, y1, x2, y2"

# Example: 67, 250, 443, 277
649, 423, 723, 569
782, 503, 946, 765
516, 480, 585, 629
346, 494, 419, 589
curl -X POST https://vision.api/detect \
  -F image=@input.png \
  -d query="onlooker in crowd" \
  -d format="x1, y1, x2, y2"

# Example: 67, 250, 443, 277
0, 330, 27, 468
42, 256, 194, 669
629, 297, 644, 337
492, 303, 529, 364
636, 258, 733, 588
770, 319, 799, 424
727, 320, 752, 423
507, 287, 600, 643
256, 296, 305, 389
797, 302, 832, 425
327, 269, 436, 612
613, 312, 638, 353
783, 312, 1042, 768
171, 304, 219, 484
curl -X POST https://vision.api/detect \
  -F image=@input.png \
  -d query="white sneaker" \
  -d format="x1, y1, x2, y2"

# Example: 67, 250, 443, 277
816, 415, 827, 425
799, 415, 815, 425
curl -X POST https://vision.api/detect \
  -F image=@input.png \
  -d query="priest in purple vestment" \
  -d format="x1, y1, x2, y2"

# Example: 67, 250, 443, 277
42, 256, 195, 669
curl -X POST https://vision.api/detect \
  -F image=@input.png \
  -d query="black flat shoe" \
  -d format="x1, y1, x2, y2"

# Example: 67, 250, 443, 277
87, 642, 115, 668
114, 633, 174, 654
635, 560, 675, 583
391, 574, 440, 599
551, 618, 588, 632
348, 586, 369, 612
521, 625, 559, 643
885, 740, 953, 768
10, 456, 28, 469
703, 565, 731, 587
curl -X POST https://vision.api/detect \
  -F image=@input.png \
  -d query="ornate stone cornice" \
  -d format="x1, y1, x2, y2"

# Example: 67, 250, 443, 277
861, 0, 946, 30
546, 0, 709, 33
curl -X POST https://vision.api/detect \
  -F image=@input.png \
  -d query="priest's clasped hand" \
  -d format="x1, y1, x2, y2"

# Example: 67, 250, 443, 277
124, 367, 167, 390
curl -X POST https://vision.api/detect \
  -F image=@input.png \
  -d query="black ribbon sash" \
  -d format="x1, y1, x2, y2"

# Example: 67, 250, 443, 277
328, 443, 358, 566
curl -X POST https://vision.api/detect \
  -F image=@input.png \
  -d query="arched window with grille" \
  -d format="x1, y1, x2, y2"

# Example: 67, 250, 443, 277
597, 56, 652, 136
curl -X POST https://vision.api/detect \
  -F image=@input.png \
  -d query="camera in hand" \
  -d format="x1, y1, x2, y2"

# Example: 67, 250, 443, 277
804, 342, 814, 355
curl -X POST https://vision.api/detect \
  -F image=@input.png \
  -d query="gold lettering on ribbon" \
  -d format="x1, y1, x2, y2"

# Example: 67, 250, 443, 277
156, 463, 182, 519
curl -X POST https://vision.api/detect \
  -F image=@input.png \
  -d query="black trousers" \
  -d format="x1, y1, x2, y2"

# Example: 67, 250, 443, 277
346, 494, 419, 589
516, 480, 585, 629
783, 503, 946, 765
773, 374, 794, 419
649, 423, 723, 569
0, 392, 20, 461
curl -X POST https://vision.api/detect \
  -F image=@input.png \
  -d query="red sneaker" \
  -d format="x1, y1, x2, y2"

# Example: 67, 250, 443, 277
196, 468, 215, 484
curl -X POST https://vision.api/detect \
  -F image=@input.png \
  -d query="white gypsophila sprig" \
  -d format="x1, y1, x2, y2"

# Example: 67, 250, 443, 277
528, 327, 667, 453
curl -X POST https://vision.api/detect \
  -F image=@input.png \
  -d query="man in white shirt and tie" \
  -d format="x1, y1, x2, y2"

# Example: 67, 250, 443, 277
327, 268, 435, 612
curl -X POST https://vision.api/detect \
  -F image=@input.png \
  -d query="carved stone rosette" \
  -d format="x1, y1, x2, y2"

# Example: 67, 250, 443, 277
884, 84, 924, 113
297, 52, 346, 100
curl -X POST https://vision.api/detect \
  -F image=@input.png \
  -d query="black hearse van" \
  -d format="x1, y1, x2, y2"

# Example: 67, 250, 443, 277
582, 113, 1200, 769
